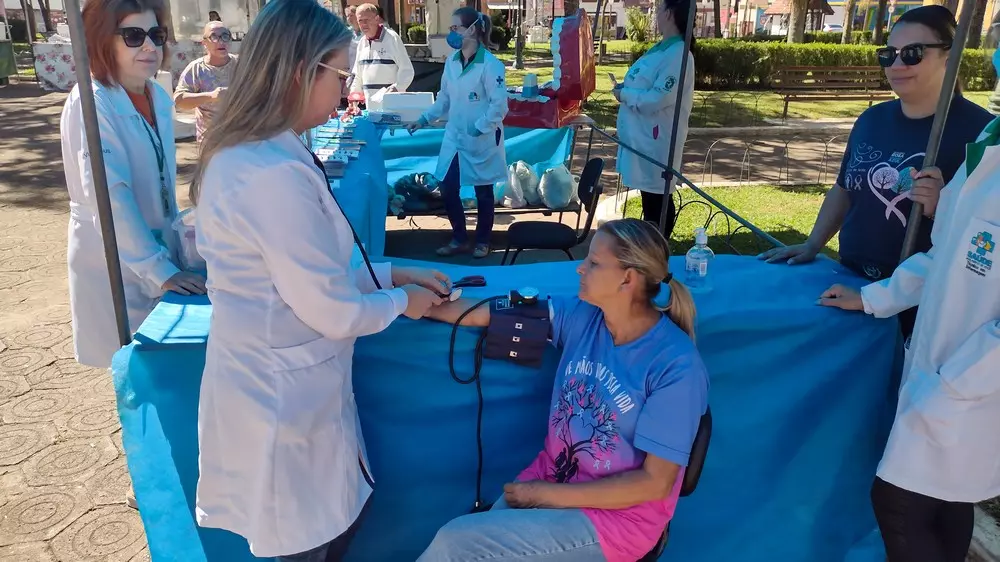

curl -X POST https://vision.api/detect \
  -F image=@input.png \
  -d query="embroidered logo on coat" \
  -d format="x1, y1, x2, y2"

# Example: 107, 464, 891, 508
966, 231, 995, 276
664, 76, 677, 92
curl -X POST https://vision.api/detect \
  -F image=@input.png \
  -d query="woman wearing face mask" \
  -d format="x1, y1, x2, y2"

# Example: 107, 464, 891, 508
613, 0, 695, 239
819, 16, 1000, 561
191, 1, 447, 560
60, 0, 206, 369
407, 8, 508, 259
417, 218, 710, 562
760, 5, 991, 339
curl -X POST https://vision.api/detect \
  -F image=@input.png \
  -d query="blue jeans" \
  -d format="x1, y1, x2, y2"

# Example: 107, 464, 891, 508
442, 156, 495, 246
416, 496, 606, 561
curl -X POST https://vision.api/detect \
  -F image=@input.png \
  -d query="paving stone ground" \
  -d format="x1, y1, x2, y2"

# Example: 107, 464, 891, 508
0, 81, 856, 561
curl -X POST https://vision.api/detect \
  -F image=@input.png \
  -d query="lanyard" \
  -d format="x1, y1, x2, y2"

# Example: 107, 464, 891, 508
140, 113, 173, 219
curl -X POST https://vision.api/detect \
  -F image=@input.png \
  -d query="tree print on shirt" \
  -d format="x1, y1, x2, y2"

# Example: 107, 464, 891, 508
550, 376, 621, 482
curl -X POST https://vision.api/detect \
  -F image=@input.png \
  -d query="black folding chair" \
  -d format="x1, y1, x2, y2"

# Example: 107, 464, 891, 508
639, 407, 713, 561
500, 158, 605, 265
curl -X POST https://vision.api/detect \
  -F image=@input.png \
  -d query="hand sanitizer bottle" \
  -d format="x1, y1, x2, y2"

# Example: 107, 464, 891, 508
685, 228, 715, 293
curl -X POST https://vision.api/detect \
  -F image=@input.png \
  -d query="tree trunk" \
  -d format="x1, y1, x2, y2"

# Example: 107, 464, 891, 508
787, 0, 808, 42
841, 0, 856, 43
731, 0, 741, 36
19, 0, 37, 40
37, 0, 52, 33
872, 0, 888, 44
713, 0, 723, 37
967, 0, 987, 48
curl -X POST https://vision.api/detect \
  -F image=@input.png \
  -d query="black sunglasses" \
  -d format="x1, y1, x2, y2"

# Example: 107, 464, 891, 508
877, 42, 950, 68
118, 26, 168, 48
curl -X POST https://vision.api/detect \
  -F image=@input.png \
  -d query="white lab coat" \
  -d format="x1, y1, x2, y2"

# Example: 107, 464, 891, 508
861, 122, 1000, 503
349, 25, 414, 98
421, 47, 509, 186
615, 36, 694, 194
60, 79, 181, 368
194, 130, 409, 558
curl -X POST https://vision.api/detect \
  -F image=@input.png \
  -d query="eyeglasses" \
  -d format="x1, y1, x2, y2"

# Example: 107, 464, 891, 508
877, 43, 950, 68
205, 31, 232, 43
318, 61, 352, 79
118, 26, 168, 48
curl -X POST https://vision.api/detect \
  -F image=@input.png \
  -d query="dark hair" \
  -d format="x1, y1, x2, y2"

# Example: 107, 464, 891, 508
453, 7, 494, 49
661, 0, 695, 51
892, 5, 956, 46
82, 0, 170, 86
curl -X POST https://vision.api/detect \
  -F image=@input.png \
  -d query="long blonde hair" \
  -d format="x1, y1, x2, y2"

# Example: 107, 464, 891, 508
599, 218, 697, 339
189, 0, 353, 204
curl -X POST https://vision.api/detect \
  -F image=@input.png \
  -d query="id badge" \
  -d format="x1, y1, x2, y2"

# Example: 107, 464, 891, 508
159, 179, 172, 218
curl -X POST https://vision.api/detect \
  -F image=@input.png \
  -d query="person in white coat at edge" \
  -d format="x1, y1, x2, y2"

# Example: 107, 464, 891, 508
613, 0, 694, 239
189, 2, 448, 560
60, 0, 206, 370
820, 21, 1000, 561
407, 7, 508, 259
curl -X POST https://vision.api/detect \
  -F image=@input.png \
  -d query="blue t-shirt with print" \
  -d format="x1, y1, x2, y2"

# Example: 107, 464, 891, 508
836, 96, 991, 279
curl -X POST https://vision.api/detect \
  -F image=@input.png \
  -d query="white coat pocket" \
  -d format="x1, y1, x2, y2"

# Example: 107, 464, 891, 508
898, 368, 969, 449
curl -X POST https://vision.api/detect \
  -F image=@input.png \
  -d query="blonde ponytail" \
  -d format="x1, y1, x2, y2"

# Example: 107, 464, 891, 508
662, 278, 696, 340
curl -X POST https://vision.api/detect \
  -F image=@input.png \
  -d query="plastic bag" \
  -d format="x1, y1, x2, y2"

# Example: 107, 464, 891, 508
171, 208, 206, 271
505, 164, 527, 208
513, 161, 541, 206
393, 173, 444, 213
538, 165, 578, 210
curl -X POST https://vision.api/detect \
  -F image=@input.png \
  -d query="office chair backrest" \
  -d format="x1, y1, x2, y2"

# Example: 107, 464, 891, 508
681, 407, 712, 497
575, 158, 605, 245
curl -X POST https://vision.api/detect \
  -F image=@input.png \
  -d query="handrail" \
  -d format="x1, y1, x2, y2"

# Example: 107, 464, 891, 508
584, 123, 786, 250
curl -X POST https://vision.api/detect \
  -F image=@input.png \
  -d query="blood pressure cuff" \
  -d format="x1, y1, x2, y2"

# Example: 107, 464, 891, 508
483, 297, 550, 368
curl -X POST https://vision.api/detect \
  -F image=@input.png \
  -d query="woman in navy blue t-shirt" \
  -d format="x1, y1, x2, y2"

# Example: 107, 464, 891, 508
759, 5, 992, 337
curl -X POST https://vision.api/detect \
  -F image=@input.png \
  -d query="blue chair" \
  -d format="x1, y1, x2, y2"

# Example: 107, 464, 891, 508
639, 407, 713, 561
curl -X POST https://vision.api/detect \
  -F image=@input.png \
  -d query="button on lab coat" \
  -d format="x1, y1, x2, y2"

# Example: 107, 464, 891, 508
861, 122, 1000, 503
194, 131, 408, 557
615, 37, 694, 194
60, 79, 181, 368
421, 47, 509, 187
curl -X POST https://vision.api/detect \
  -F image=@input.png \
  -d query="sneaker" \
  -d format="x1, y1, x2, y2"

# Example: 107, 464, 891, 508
472, 244, 490, 259
436, 241, 470, 257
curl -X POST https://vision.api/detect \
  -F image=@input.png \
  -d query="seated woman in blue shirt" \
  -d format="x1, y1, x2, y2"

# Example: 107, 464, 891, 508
419, 218, 710, 562
759, 5, 992, 337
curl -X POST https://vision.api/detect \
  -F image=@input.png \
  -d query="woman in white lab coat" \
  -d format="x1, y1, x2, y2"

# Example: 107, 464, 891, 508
190, 1, 447, 560
408, 8, 509, 259
820, 28, 1000, 559
61, 0, 206, 369
613, 0, 694, 238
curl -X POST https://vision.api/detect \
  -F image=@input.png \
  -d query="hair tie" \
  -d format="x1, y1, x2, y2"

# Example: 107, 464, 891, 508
651, 274, 673, 309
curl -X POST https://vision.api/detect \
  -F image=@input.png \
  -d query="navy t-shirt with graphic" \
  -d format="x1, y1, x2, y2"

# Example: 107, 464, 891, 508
836, 96, 991, 279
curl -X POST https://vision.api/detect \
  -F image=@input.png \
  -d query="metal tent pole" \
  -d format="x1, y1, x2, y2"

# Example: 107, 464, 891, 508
658, 0, 696, 233
64, 0, 132, 346
899, 0, 975, 262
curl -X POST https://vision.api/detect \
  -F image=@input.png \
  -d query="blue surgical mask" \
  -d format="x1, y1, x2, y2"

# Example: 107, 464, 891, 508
446, 30, 464, 50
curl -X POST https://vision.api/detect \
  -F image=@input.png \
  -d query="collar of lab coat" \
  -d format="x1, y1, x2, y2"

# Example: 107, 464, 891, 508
452, 46, 485, 76
966, 117, 1000, 176
271, 130, 318, 168
93, 78, 173, 125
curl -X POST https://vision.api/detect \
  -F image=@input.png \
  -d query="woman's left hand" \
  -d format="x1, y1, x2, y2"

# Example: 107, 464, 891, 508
504, 481, 553, 509
909, 166, 943, 218
467, 121, 484, 137
611, 86, 622, 102
392, 266, 451, 295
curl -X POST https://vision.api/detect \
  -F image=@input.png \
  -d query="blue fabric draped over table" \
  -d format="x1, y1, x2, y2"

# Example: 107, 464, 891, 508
111, 256, 899, 562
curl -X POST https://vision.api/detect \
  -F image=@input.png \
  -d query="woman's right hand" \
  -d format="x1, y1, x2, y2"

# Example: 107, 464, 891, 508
757, 242, 820, 265
162, 271, 207, 295
401, 284, 443, 320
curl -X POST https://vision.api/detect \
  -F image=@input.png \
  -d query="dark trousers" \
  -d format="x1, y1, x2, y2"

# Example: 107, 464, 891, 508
276, 498, 371, 562
871, 477, 974, 562
639, 190, 678, 239
442, 156, 494, 246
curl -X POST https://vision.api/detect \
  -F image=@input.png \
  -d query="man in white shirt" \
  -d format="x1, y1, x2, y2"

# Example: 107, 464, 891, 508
350, 3, 414, 103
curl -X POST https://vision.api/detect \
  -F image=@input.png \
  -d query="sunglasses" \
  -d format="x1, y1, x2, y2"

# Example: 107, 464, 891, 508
318, 61, 353, 79
205, 31, 232, 43
877, 42, 950, 68
118, 26, 168, 48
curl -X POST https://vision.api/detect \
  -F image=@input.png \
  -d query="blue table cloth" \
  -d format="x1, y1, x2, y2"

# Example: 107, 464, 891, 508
112, 256, 899, 562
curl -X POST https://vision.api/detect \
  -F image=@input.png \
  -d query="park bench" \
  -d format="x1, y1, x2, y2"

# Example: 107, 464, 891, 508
773, 66, 895, 119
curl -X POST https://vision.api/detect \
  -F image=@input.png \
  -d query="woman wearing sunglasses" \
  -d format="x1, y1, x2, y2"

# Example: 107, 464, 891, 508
189, 1, 447, 560
759, 5, 991, 339
60, 0, 206, 370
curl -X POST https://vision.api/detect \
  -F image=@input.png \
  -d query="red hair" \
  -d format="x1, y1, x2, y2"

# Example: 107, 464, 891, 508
82, 0, 170, 86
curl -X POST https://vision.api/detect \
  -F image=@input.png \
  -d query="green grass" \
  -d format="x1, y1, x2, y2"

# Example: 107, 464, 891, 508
496, 43, 995, 129
619, 184, 840, 257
